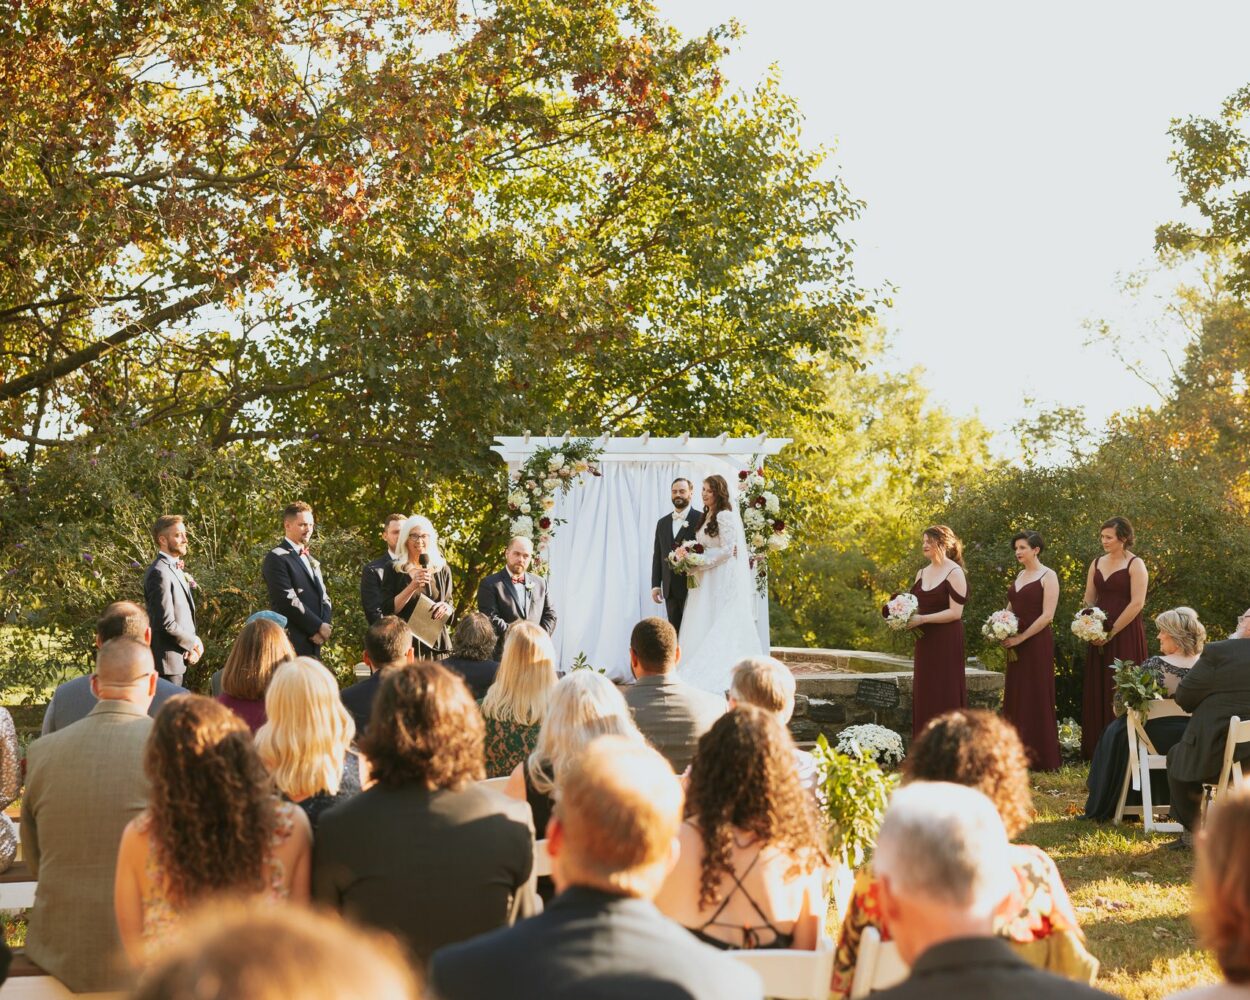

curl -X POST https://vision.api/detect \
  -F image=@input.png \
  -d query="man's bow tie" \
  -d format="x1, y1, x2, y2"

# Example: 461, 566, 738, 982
298, 546, 310, 557
671, 511, 685, 521
175, 559, 185, 571
511, 575, 526, 584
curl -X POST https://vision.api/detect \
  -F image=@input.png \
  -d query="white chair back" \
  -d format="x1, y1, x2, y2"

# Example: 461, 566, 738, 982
534, 838, 552, 878
848, 925, 909, 998
1216, 716, 1250, 799
1115, 698, 1189, 831
479, 776, 511, 793
729, 933, 835, 1000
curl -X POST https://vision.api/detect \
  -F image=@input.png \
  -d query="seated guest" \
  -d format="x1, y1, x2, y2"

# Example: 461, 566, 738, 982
868, 783, 1108, 1000
1168, 605, 1250, 846
257, 657, 361, 830
216, 617, 295, 733
443, 611, 501, 699
23, 637, 158, 992
624, 617, 725, 772
504, 670, 644, 888
342, 616, 414, 738
1170, 787, 1250, 1000
1084, 607, 1205, 821
481, 622, 558, 777
41, 601, 181, 733
114, 696, 312, 966
831, 710, 1096, 998
211, 610, 288, 697
429, 737, 763, 1000
132, 902, 420, 1000
313, 660, 537, 964
655, 706, 829, 949
727, 654, 817, 791
0, 707, 17, 873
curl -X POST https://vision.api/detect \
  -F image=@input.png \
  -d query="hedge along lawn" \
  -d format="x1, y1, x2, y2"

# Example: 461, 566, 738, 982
1028, 765, 1218, 999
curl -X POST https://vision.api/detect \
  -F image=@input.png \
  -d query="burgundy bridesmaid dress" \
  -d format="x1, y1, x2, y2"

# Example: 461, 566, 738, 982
1004, 578, 1061, 770
911, 572, 968, 738
1080, 556, 1148, 760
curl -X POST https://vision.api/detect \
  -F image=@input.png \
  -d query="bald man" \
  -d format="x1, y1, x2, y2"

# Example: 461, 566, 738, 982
23, 637, 161, 992
430, 737, 762, 1000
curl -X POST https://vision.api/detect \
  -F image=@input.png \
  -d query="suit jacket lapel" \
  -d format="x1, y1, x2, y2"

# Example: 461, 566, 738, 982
498, 572, 525, 617
284, 540, 319, 596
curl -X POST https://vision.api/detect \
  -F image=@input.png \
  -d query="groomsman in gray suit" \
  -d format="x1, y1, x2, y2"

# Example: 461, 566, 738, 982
142, 514, 202, 685
23, 637, 158, 992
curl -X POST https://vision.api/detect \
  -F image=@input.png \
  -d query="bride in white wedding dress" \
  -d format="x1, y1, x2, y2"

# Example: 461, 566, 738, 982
677, 474, 763, 693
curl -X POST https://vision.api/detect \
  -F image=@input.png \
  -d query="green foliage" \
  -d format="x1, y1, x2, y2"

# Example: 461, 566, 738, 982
1113, 659, 1164, 716
811, 732, 898, 867
569, 651, 608, 674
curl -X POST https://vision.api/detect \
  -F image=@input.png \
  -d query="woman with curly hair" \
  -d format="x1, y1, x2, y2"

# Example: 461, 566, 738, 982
312, 661, 537, 963
654, 705, 830, 949
830, 709, 1097, 998
114, 695, 311, 966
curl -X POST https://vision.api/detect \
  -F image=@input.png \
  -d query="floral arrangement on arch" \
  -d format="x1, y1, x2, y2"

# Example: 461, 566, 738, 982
736, 458, 792, 596
506, 439, 603, 573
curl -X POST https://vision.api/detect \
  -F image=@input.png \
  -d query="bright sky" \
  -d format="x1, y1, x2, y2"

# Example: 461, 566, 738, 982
656, 1, 1250, 445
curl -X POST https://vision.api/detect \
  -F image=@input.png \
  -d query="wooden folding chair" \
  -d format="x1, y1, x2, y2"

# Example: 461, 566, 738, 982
1113, 699, 1188, 831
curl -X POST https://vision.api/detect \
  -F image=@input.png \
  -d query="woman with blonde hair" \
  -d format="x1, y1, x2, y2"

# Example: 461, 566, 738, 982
480, 622, 558, 777
217, 618, 296, 733
380, 514, 454, 657
256, 657, 361, 830
1083, 606, 1206, 821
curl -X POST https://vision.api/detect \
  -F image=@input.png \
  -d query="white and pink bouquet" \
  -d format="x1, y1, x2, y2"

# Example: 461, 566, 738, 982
668, 543, 707, 589
1071, 606, 1108, 644
883, 592, 920, 634
981, 609, 1019, 662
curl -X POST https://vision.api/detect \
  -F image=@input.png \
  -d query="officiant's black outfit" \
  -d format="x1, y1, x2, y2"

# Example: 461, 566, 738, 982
651, 505, 703, 635
380, 562, 453, 658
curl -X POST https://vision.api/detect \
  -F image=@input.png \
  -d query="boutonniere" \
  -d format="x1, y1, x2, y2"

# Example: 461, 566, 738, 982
184, 573, 198, 590
524, 580, 535, 594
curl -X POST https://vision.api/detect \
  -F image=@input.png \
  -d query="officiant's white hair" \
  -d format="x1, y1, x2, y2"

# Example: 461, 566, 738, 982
391, 515, 447, 572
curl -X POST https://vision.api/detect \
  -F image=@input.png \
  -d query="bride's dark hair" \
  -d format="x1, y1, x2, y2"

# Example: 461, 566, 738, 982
701, 475, 732, 537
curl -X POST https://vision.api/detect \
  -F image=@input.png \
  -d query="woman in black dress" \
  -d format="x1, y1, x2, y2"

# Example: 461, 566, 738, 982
380, 514, 454, 657
1082, 606, 1205, 820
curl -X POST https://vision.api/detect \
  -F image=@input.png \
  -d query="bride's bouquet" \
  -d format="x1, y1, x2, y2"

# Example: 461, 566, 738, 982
981, 609, 1019, 663
668, 544, 707, 589
882, 592, 921, 637
1071, 606, 1108, 645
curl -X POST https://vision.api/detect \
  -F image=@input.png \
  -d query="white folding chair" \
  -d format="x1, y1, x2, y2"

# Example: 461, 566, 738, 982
1203, 716, 1250, 824
0, 860, 35, 911
848, 925, 908, 998
479, 776, 511, 793
729, 932, 835, 1000
1115, 699, 1188, 833
534, 838, 552, 878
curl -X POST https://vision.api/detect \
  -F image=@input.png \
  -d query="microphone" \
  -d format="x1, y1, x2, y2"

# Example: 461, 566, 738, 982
418, 554, 430, 570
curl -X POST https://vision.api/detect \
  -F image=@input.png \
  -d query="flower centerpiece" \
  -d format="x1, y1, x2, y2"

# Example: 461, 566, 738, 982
980, 608, 1020, 664
833, 724, 905, 769
736, 459, 792, 596
667, 543, 707, 589
1071, 606, 1108, 644
505, 439, 603, 573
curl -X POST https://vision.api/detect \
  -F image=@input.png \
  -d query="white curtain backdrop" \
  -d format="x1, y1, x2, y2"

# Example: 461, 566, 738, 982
544, 458, 771, 679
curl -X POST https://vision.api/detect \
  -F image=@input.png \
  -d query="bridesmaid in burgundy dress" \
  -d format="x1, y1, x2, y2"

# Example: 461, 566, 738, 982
907, 525, 969, 738
1079, 515, 1149, 760
1001, 531, 1061, 770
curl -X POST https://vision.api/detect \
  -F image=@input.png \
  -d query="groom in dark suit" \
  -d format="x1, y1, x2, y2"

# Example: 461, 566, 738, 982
142, 514, 202, 685
650, 478, 702, 634
477, 536, 557, 658
262, 501, 333, 658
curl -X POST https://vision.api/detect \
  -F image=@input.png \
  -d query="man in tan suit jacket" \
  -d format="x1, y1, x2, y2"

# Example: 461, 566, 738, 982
23, 637, 159, 992
623, 618, 725, 773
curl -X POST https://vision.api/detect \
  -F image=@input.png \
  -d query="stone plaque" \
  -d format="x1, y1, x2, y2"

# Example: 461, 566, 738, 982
854, 678, 900, 709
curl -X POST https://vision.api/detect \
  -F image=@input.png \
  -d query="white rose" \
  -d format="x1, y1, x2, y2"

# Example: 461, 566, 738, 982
751, 533, 766, 548
764, 491, 780, 514
744, 508, 765, 528
508, 491, 527, 506
520, 502, 531, 514
543, 478, 559, 491
767, 533, 789, 551
548, 453, 566, 470
542, 497, 555, 510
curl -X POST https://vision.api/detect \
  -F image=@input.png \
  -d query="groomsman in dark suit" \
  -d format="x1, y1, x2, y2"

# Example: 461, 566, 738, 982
360, 513, 405, 626
650, 477, 702, 634
262, 501, 333, 658
142, 514, 202, 685
477, 537, 557, 658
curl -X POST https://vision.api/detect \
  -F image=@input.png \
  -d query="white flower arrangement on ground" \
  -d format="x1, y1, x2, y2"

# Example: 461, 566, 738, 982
834, 724, 905, 769
1071, 606, 1108, 644
981, 609, 1020, 663
505, 439, 603, 573
735, 458, 793, 595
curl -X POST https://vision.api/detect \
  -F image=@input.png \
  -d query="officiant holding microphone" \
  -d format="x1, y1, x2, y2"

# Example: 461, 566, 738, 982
380, 515, 454, 657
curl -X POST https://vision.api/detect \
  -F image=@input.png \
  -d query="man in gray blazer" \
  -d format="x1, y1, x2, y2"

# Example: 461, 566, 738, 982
23, 637, 159, 993
623, 617, 725, 773
142, 514, 203, 685
1168, 606, 1250, 836
41, 601, 181, 734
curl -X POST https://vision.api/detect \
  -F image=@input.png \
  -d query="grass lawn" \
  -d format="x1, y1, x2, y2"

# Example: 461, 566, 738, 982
1029, 765, 1219, 999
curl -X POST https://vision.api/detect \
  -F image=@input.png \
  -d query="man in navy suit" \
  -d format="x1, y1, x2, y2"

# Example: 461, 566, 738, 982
650, 477, 702, 634
359, 512, 405, 626
142, 514, 202, 685
262, 501, 333, 658
477, 536, 557, 659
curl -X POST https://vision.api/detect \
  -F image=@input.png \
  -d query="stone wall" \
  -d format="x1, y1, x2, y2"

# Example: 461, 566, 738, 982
769, 647, 1005, 748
